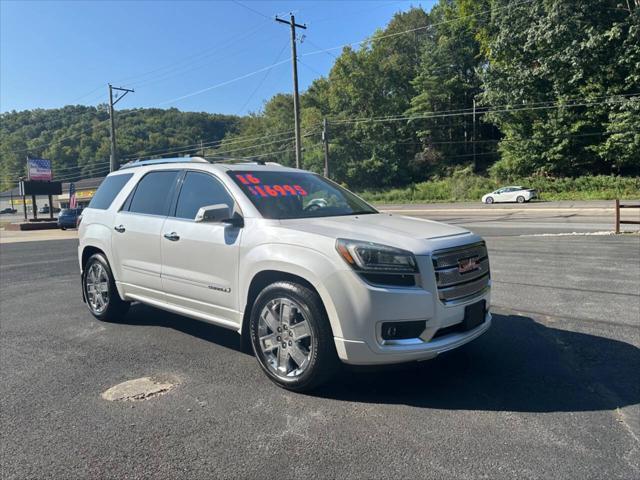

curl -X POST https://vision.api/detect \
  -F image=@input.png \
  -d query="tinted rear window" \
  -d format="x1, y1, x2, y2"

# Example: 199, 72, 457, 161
128, 170, 180, 216
88, 173, 133, 210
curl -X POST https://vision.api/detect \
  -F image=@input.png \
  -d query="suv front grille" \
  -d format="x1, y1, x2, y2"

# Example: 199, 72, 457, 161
432, 242, 490, 304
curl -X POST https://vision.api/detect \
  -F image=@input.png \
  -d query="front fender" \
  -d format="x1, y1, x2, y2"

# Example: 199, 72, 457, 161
239, 243, 347, 338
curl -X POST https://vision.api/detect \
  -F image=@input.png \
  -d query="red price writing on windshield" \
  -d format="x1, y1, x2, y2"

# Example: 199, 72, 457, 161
247, 184, 308, 197
235, 174, 307, 197
235, 174, 261, 185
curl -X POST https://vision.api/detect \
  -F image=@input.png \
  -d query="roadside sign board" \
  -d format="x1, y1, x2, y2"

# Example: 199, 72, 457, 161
19, 180, 62, 196
27, 158, 52, 181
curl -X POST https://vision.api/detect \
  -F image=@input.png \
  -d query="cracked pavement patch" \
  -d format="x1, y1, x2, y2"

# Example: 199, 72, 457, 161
101, 375, 178, 402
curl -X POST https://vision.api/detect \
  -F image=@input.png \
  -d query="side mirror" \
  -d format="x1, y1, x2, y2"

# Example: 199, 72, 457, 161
194, 204, 243, 227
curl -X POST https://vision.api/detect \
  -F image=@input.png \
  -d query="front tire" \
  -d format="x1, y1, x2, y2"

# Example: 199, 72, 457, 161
249, 281, 339, 392
516, 196, 525, 203
485, 196, 494, 204
82, 253, 129, 322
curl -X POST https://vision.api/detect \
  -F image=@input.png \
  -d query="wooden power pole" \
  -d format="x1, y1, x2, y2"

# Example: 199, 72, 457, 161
322, 117, 330, 178
276, 13, 306, 169
108, 84, 134, 172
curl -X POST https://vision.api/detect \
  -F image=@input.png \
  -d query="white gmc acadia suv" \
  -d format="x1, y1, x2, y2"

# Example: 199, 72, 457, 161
79, 157, 491, 391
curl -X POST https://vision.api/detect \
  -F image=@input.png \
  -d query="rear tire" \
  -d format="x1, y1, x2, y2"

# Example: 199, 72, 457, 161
60, 226, 66, 230
485, 197, 494, 204
516, 196, 525, 203
82, 253, 129, 322
249, 281, 339, 392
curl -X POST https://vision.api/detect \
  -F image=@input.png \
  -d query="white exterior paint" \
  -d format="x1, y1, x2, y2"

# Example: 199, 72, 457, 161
482, 186, 537, 204
79, 161, 491, 365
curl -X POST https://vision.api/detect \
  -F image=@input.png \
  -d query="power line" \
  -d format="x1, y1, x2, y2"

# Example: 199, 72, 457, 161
115, 20, 271, 87
232, 0, 272, 20
301, 0, 535, 60
127, 129, 319, 161
129, 23, 277, 90
7, 0, 536, 156
236, 40, 290, 115
329, 95, 640, 125
121, 128, 301, 161
298, 58, 326, 78
54, 164, 112, 183
156, 57, 292, 106
12, 0, 532, 154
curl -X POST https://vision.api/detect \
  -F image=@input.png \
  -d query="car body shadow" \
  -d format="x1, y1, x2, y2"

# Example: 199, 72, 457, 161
317, 313, 639, 413
123, 303, 249, 355
120, 306, 639, 413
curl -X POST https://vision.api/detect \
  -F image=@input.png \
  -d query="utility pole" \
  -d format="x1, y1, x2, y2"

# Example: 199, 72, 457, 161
472, 98, 477, 172
108, 84, 134, 172
322, 117, 330, 178
276, 13, 306, 169
200, 139, 205, 156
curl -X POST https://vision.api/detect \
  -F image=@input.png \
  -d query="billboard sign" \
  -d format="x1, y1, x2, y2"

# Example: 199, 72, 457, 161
19, 180, 62, 196
27, 158, 52, 181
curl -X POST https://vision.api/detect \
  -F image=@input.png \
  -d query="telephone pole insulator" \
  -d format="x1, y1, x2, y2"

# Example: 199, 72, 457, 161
276, 13, 306, 169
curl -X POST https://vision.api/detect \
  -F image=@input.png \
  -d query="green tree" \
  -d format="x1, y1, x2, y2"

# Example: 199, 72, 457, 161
481, 0, 640, 178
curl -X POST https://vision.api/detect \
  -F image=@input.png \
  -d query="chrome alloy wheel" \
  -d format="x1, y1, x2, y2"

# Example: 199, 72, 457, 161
85, 262, 110, 314
257, 298, 313, 378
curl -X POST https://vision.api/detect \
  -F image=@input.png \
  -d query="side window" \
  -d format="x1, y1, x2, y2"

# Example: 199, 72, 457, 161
175, 171, 234, 220
128, 171, 180, 216
88, 173, 133, 210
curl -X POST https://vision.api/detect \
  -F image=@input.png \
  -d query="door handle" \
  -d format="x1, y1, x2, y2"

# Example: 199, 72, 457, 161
114, 225, 126, 233
163, 232, 180, 241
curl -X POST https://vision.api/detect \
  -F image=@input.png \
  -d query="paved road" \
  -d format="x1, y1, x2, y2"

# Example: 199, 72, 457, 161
1, 208, 639, 479
379, 200, 640, 236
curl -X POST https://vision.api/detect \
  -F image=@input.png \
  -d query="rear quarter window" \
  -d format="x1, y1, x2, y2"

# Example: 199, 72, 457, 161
88, 173, 133, 210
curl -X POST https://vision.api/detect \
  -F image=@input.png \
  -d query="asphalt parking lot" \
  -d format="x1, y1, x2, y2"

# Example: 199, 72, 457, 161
1, 203, 639, 479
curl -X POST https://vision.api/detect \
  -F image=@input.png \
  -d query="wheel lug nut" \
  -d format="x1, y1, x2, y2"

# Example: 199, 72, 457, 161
277, 327, 281, 332
277, 336, 281, 341
281, 343, 287, 349
288, 341, 292, 346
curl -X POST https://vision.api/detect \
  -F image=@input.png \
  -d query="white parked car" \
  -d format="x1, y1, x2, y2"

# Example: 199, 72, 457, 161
482, 186, 537, 204
79, 158, 491, 391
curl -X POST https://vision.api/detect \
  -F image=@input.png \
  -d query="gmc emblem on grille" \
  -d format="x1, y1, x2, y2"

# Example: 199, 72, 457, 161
458, 256, 479, 274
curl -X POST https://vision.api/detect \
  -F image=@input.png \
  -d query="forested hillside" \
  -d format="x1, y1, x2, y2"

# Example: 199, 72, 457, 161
0, 106, 238, 190
218, 0, 640, 188
1, 0, 638, 192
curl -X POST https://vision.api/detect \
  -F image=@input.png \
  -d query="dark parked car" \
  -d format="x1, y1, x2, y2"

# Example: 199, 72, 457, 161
0, 207, 17, 214
38, 205, 61, 214
57, 208, 82, 230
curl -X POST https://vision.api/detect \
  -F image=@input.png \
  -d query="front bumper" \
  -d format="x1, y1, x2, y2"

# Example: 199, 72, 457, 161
325, 253, 492, 365
334, 312, 491, 365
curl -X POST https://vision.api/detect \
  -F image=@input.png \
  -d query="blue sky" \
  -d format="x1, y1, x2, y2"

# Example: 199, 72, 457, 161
1, 0, 433, 115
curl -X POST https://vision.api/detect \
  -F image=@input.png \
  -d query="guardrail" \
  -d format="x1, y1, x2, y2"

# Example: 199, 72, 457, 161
615, 199, 640, 234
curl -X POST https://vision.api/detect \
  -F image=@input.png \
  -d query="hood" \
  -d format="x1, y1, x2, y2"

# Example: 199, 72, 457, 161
278, 213, 481, 255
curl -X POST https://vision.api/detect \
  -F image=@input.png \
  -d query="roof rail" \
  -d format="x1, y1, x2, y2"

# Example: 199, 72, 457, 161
204, 157, 282, 167
119, 156, 209, 170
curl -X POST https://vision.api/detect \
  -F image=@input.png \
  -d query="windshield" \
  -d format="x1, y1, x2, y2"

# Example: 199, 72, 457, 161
228, 170, 377, 220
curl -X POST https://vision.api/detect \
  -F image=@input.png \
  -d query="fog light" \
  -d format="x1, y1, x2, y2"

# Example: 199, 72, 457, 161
381, 321, 426, 340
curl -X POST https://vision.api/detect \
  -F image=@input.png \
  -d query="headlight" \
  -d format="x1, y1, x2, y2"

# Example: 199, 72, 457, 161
335, 239, 418, 274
